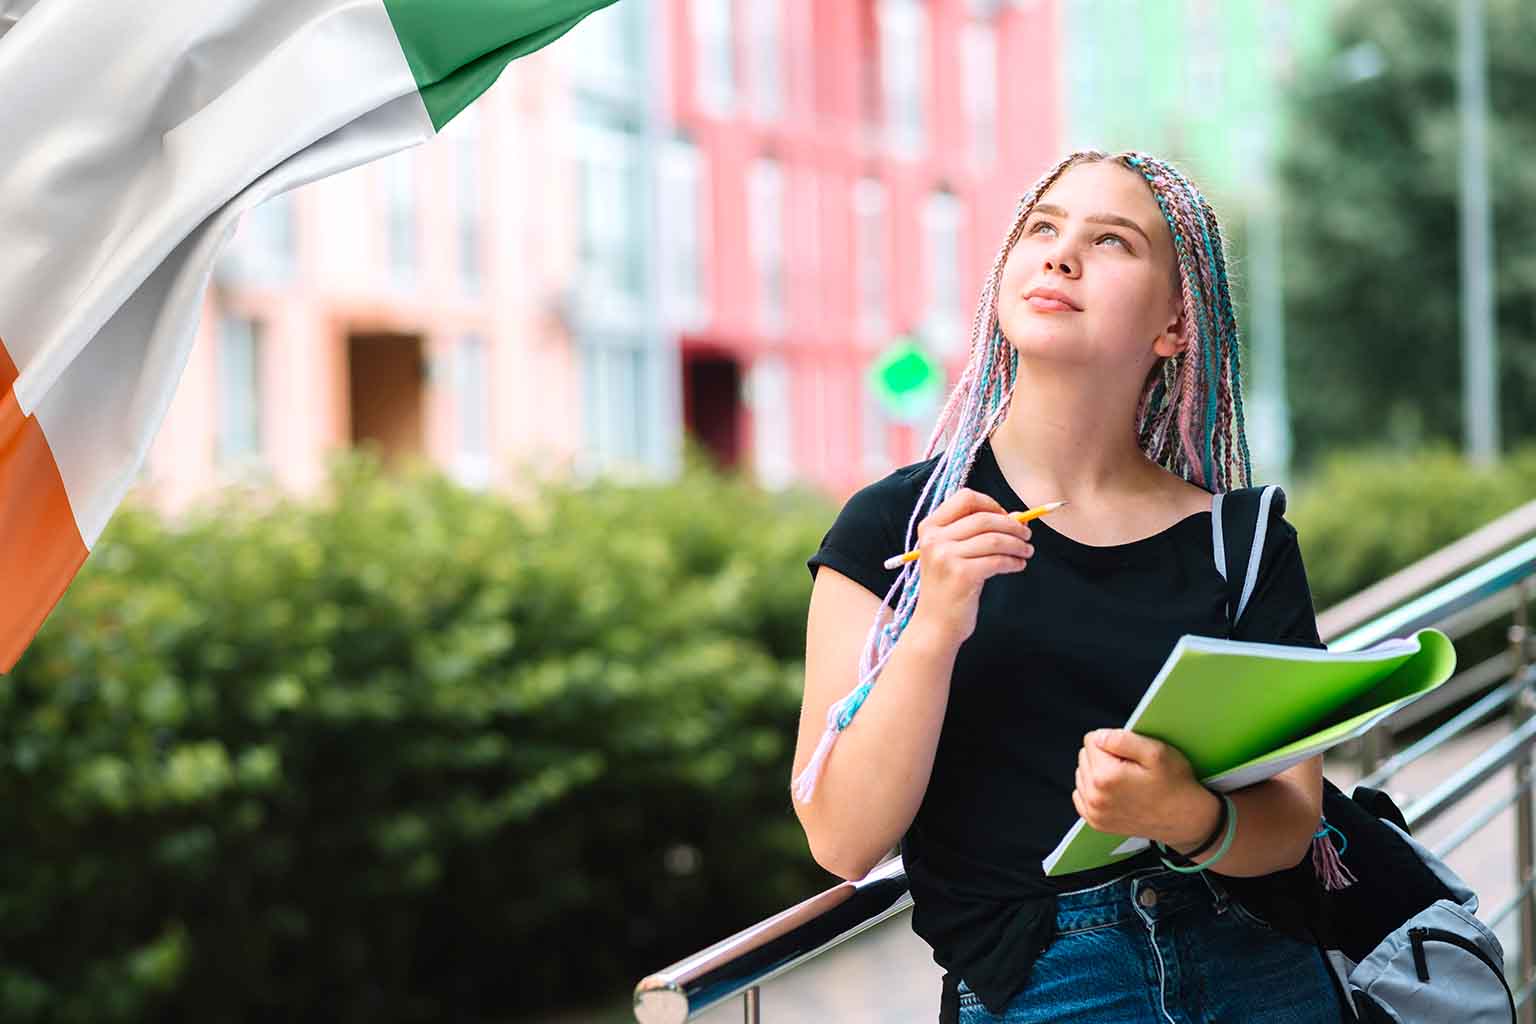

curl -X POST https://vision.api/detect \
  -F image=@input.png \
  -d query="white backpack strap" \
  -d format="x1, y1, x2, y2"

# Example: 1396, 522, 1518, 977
1234, 484, 1281, 625
1211, 491, 1228, 582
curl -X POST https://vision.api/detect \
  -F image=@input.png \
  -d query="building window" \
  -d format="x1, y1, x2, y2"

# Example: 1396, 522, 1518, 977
862, 376, 890, 476
961, 20, 998, 166
581, 342, 653, 471
217, 315, 263, 466
878, 0, 927, 157
693, 0, 736, 115
854, 178, 888, 341
383, 149, 417, 286
658, 138, 708, 327
748, 0, 783, 121
922, 191, 964, 354
576, 107, 644, 307
857, 0, 882, 143
455, 334, 491, 487
748, 157, 785, 335
791, 169, 825, 334
454, 107, 482, 296
748, 355, 793, 489
808, 362, 848, 481
567, 0, 642, 88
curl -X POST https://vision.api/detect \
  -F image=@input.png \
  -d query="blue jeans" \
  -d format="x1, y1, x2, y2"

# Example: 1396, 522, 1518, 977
956, 867, 1343, 1023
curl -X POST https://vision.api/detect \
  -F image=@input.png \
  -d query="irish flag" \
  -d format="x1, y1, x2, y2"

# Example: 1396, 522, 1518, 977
0, 0, 617, 671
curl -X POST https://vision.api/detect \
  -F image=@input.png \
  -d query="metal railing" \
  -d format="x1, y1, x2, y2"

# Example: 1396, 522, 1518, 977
634, 499, 1536, 1024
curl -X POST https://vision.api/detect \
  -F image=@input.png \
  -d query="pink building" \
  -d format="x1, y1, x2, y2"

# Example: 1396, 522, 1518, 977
143, 0, 1062, 511
145, 48, 592, 513
668, 0, 1062, 499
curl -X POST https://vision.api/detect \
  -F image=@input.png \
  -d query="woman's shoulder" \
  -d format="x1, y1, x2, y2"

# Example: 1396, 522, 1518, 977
1147, 463, 1295, 527
846, 450, 946, 516
1217, 481, 1296, 531
1149, 472, 1301, 554
808, 452, 947, 598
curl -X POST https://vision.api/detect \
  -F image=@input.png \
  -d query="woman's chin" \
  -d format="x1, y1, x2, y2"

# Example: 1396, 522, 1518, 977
1000, 323, 1077, 358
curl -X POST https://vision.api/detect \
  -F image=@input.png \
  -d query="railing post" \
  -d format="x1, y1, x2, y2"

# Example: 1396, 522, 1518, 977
1359, 727, 1389, 782
742, 985, 760, 1023
1511, 578, 1533, 1022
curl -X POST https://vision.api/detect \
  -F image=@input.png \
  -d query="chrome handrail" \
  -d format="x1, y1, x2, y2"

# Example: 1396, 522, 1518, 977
632, 857, 912, 1024
634, 506, 1536, 1023
1316, 498, 1536, 641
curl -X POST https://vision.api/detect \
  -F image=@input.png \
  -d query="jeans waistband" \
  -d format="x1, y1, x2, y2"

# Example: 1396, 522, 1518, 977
1053, 866, 1228, 933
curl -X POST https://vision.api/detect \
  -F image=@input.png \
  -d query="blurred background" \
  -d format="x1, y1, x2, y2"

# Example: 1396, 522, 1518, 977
5, 0, 1536, 1021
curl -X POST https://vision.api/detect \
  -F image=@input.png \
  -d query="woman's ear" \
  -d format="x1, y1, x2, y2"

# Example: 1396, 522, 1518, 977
1152, 310, 1187, 359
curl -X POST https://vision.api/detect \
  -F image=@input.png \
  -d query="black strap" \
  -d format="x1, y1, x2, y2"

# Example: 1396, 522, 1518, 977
1216, 485, 1287, 632
939, 970, 959, 1023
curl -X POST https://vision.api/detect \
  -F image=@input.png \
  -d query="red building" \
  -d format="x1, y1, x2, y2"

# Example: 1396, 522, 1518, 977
664, 0, 1062, 498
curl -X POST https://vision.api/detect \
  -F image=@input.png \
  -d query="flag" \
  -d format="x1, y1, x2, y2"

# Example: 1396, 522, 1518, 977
0, 0, 618, 671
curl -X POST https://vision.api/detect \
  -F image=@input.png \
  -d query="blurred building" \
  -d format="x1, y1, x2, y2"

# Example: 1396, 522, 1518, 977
146, 14, 626, 511
144, 0, 1064, 510
1059, 0, 1337, 481
663, 0, 1062, 496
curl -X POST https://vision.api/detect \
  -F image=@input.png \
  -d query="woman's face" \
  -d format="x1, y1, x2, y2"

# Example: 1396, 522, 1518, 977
997, 161, 1184, 376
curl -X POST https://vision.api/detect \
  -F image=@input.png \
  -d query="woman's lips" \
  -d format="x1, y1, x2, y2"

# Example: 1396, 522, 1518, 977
1026, 296, 1078, 312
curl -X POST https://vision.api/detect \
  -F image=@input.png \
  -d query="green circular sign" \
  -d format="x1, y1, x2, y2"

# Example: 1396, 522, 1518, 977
869, 337, 945, 423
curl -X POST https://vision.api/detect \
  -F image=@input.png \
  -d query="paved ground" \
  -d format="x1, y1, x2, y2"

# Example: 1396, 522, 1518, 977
547, 717, 1533, 1023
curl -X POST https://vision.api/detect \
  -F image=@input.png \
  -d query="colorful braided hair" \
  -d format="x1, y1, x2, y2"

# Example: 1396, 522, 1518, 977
792, 150, 1253, 804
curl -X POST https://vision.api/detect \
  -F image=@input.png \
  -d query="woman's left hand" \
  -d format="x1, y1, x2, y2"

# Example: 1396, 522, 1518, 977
1072, 729, 1220, 848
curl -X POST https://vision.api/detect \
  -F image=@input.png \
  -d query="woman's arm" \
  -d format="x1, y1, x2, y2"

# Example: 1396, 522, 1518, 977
1074, 729, 1323, 876
793, 486, 1033, 880
791, 567, 960, 880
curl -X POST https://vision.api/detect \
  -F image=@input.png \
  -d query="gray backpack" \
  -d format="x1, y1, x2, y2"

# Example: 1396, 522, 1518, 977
1216, 486, 1514, 1023
1328, 814, 1512, 1023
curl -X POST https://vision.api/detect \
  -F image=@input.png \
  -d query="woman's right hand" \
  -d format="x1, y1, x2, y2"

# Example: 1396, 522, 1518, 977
906, 487, 1035, 647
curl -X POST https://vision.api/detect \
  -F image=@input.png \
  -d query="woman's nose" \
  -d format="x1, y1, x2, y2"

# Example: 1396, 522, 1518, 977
1043, 252, 1080, 278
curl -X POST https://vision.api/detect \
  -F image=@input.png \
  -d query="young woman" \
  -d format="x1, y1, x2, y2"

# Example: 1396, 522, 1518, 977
792, 151, 1344, 1023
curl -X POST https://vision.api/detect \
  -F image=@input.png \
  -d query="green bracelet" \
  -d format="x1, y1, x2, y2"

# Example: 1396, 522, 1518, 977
1156, 793, 1238, 874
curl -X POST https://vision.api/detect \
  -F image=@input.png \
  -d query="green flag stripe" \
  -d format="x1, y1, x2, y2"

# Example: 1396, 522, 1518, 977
382, 0, 620, 131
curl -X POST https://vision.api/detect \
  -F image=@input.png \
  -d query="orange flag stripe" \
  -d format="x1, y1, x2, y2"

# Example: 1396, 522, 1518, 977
0, 337, 88, 673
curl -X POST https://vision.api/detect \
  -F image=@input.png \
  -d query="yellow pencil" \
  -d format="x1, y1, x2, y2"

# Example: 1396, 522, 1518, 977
882, 501, 1068, 571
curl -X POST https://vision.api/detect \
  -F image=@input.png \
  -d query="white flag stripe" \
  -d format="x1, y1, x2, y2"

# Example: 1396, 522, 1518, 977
2, 0, 426, 414
34, 91, 435, 547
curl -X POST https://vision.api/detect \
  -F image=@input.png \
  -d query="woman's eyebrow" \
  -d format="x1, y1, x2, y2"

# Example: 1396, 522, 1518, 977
1031, 203, 1152, 245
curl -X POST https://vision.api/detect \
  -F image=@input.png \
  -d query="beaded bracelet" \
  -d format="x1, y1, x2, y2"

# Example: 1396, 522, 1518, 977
1155, 793, 1238, 875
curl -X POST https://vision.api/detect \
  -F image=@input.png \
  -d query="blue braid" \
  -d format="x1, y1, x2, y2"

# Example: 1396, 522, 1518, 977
1200, 205, 1254, 487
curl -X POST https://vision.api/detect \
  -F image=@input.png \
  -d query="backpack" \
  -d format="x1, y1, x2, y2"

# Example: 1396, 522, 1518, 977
1217, 486, 1514, 1023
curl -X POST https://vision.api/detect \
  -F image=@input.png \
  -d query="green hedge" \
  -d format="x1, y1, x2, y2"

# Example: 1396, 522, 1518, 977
1288, 444, 1536, 611
0, 453, 837, 1023
3, 444, 1533, 1022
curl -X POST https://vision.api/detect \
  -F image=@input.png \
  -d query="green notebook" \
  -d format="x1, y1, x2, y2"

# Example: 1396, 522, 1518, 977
1041, 628, 1457, 877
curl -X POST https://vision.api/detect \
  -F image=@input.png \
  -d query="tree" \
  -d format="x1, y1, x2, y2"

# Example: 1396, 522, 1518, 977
1278, 0, 1536, 469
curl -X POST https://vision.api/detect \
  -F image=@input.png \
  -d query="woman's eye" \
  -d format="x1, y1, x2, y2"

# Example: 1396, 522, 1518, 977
1097, 234, 1127, 248
1029, 221, 1056, 236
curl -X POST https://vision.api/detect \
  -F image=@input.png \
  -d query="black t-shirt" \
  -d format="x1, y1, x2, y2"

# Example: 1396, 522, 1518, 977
804, 436, 1326, 1016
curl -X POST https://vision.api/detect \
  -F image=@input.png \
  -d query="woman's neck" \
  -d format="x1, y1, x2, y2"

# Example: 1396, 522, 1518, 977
988, 363, 1157, 503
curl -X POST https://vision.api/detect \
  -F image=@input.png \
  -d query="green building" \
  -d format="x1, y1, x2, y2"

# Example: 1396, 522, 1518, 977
1057, 0, 1337, 481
